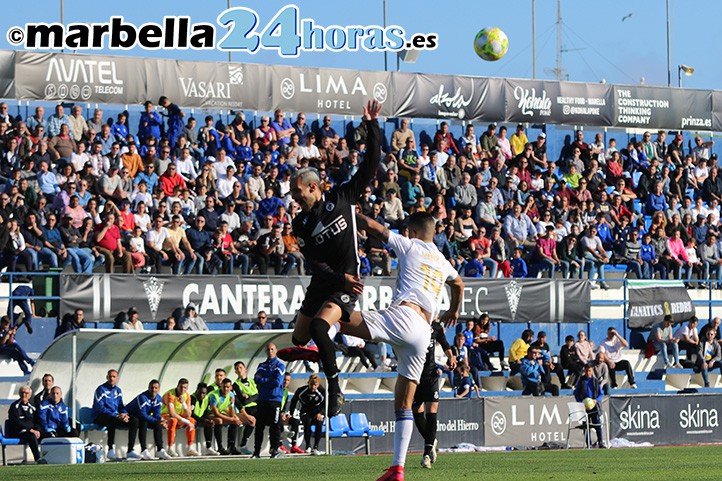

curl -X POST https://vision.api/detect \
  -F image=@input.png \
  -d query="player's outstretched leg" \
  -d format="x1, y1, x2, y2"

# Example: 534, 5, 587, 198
377, 376, 417, 481
309, 317, 344, 415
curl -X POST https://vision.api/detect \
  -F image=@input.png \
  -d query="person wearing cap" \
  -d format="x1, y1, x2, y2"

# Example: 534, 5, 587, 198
122, 308, 144, 330
480, 123, 498, 159
510, 124, 528, 158
178, 303, 208, 331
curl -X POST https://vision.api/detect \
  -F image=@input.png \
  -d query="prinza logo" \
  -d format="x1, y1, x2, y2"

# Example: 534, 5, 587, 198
513, 85, 552, 117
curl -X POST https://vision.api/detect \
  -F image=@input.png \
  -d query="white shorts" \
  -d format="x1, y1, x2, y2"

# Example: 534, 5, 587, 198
362, 305, 431, 382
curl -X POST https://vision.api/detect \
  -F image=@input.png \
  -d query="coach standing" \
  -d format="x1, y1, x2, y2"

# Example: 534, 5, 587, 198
252, 343, 285, 459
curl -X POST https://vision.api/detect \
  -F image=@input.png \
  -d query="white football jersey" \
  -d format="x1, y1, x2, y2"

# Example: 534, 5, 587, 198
386, 231, 459, 320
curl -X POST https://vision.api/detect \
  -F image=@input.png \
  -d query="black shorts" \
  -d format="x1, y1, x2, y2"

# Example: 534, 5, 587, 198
413, 373, 440, 406
299, 280, 357, 322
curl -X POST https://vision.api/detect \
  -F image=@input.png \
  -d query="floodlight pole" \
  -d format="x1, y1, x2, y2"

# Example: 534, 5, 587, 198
228, 0, 232, 63
666, 0, 671, 87
532, 0, 536, 79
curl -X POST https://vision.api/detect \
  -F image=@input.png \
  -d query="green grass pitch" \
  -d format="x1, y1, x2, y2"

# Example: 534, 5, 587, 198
3, 446, 720, 481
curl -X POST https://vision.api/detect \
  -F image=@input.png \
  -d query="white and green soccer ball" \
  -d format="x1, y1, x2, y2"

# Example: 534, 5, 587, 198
473, 27, 509, 61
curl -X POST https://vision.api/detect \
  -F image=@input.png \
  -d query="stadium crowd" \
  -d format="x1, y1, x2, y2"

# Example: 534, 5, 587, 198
0, 100, 719, 285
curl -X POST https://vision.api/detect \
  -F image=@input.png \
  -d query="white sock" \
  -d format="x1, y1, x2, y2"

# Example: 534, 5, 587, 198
327, 323, 339, 340
392, 409, 413, 467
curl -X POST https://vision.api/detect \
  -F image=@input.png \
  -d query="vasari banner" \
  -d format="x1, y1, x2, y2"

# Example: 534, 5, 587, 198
627, 280, 694, 329
59, 275, 590, 324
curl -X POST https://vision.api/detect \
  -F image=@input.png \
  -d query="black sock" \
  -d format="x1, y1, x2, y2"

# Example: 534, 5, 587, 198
424, 412, 438, 450
309, 318, 340, 390
413, 411, 426, 435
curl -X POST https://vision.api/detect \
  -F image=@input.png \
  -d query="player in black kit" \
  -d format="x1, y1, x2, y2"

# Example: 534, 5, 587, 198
413, 320, 456, 469
288, 374, 326, 454
288, 99, 383, 416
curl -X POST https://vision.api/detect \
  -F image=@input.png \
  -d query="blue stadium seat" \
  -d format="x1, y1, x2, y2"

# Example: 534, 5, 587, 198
79, 406, 106, 432
350, 413, 384, 437
1, 421, 22, 466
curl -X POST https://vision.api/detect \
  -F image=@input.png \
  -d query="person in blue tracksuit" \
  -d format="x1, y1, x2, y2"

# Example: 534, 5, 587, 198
126, 379, 171, 460
91, 369, 130, 459
252, 343, 286, 458
38, 386, 77, 438
574, 363, 606, 448
159, 96, 185, 148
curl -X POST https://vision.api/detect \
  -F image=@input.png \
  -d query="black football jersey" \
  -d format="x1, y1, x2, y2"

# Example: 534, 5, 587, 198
292, 118, 381, 286
421, 321, 452, 380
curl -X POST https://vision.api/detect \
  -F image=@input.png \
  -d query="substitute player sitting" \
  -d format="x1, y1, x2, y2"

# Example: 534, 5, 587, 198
287, 99, 383, 416
160, 378, 199, 457
342, 212, 464, 481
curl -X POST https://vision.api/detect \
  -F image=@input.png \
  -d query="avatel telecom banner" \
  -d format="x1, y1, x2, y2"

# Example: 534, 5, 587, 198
627, 280, 694, 329
5, 50, 722, 130
59, 274, 590, 324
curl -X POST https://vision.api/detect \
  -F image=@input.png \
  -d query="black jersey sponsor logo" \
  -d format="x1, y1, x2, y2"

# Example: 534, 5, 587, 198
311, 215, 348, 244
325, 202, 335, 211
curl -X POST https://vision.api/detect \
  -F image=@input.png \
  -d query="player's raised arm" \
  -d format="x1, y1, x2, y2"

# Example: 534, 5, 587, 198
439, 275, 464, 327
356, 212, 390, 243
339, 100, 383, 200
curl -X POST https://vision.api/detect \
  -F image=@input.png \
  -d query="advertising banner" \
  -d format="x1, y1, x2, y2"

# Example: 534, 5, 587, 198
504, 79, 613, 126
484, 395, 608, 448
391, 72, 505, 121
331, 398, 483, 453
627, 280, 694, 329
14, 51, 148, 105
612, 85, 713, 131
59, 275, 591, 324
610, 394, 722, 444
271, 65, 392, 116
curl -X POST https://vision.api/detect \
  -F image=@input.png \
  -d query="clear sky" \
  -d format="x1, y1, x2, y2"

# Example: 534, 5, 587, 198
2, 0, 720, 90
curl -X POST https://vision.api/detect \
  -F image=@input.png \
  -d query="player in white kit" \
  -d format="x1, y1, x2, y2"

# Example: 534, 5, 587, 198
341, 211, 464, 481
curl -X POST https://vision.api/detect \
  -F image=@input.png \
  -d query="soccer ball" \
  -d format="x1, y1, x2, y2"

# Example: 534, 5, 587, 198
583, 397, 596, 410
473, 27, 509, 61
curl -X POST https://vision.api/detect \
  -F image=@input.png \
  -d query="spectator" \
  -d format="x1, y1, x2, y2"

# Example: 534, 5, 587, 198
38, 386, 78, 439
341, 334, 379, 370
91, 369, 131, 460
178, 303, 208, 331
7, 285, 36, 333
7, 385, 42, 462
0, 316, 35, 375
573, 363, 605, 448
508, 329, 534, 375
59, 308, 86, 334
696, 328, 722, 388
530, 331, 569, 388
651, 314, 681, 368
122, 308, 144, 331
94, 213, 133, 273
510, 247, 528, 278
560, 335, 585, 387
575, 330, 610, 392
160, 378, 199, 457
520, 346, 559, 396
126, 379, 171, 460
252, 343, 285, 459
251, 311, 272, 330
581, 226, 610, 289
597, 327, 637, 389
674, 316, 700, 363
